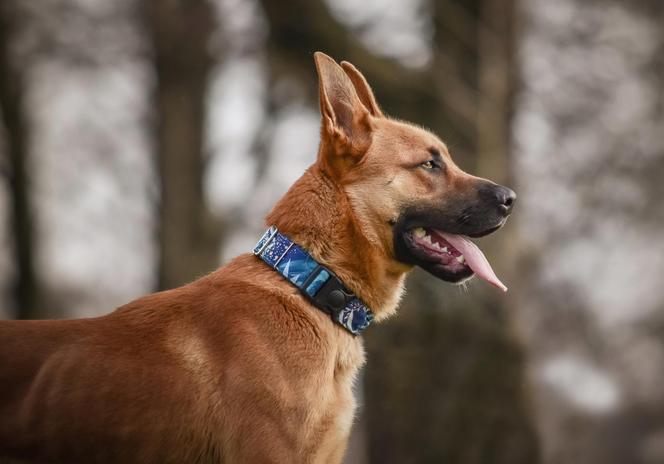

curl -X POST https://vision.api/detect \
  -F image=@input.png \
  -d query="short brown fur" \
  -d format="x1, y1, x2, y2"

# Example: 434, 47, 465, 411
0, 52, 506, 463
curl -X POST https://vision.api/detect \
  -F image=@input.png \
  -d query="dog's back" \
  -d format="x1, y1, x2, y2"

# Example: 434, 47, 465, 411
0, 265, 229, 462
0, 287, 217, 462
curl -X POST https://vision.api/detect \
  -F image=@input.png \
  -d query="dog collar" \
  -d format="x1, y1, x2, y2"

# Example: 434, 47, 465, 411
253, 226, 374, 335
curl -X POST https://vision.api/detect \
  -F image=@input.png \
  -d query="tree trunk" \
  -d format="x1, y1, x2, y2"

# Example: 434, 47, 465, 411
142, 0, 220, 290
0, 2, 39, 320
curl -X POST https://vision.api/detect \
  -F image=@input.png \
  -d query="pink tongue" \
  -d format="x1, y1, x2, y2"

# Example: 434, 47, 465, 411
435, 231, 508, 292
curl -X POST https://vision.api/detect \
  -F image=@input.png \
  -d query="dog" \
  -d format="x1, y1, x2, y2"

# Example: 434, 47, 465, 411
0, 52, 515, 463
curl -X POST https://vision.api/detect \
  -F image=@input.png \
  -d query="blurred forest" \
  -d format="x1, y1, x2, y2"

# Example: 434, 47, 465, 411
1, 0, 664, 463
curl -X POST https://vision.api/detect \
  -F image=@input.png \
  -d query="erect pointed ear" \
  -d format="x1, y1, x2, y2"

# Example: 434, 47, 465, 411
340, 61, 383, 118
314, 52, 373, 159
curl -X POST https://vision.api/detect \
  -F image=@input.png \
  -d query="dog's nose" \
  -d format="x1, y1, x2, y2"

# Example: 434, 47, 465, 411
494, 186, 516, 215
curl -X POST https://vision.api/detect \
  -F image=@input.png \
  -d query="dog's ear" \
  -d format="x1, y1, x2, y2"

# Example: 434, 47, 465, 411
340, 61, 383, 118
314, 52, 374, 163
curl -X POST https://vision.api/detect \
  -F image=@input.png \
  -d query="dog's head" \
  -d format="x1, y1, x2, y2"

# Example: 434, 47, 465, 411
313, 52, 515, 291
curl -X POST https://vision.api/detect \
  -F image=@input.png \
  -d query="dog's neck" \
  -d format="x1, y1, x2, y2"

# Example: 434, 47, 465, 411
265, 166, 407, 321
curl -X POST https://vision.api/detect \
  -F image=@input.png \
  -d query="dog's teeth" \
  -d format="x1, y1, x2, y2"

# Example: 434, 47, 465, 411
432, 242, 441, 250
441, 247, 448, 253
456, 255, 465, 264
414, 227, 426, 238
423, 235, 432, 244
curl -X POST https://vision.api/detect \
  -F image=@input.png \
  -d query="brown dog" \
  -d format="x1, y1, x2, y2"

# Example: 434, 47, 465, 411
0, 52, 515, 463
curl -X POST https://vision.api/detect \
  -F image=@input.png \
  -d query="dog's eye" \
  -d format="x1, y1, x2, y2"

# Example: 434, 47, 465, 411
421, 160, 437, 170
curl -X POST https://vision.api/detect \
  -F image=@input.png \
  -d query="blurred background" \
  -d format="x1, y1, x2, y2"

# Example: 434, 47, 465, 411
1, 0, 663, 462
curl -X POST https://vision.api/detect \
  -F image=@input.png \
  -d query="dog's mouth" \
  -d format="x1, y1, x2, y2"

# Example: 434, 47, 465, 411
402, 226, 507, 292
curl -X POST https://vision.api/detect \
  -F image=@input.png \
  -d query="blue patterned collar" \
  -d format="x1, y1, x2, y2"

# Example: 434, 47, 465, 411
253, 226, 374, 335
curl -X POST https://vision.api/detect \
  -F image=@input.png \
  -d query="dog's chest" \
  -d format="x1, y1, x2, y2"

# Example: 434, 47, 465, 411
334, 332, 366, 376
301, 335, 365, 462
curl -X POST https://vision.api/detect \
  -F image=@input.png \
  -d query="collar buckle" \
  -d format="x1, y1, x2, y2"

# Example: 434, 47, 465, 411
311, 274, 353, 316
